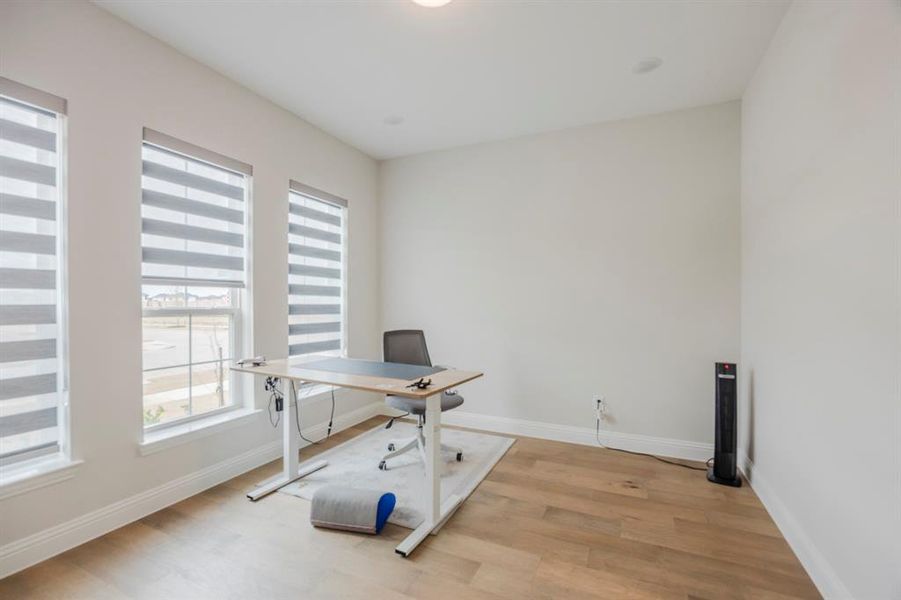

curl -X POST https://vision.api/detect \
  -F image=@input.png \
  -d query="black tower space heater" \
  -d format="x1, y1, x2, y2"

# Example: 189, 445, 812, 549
708, 362, 742, 487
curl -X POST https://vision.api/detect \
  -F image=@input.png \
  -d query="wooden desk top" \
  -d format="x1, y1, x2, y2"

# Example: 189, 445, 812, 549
231, 358, 483, 399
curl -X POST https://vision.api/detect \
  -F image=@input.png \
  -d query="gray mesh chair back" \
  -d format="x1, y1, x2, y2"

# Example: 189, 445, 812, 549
380, 329, 465, 470
383, 330, 432, 367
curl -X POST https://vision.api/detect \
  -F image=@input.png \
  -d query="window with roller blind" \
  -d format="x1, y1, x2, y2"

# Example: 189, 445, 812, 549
140, 129, 251, 429
0, 78, 68, 468
287, 181, 347, 360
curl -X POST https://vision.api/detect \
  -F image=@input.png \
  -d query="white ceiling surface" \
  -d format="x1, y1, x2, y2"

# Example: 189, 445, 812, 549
95, 0, 789, 159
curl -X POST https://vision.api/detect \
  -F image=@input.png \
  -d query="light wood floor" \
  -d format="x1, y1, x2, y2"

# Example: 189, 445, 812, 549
0, 417, 820, 599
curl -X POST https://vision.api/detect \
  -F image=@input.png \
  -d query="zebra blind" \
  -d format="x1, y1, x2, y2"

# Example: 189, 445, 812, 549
141, 130, 250, 289
0, 86, 66, 466
288, 183, 346, 358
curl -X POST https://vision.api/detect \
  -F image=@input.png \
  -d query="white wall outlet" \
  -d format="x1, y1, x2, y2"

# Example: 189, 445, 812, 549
593, 395, 608, 421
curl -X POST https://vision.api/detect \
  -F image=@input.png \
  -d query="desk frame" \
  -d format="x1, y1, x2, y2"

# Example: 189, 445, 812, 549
245, 380, 328, 501
231, 359, 482, 556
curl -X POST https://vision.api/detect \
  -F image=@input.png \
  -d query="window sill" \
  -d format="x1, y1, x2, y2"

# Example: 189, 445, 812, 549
0, 456, 84, 501
296, 383, 345, 402
140, 407, 263, 456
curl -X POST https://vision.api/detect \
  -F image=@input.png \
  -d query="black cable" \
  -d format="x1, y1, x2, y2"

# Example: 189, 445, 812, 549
267, 389, 281, 428
384, 411, 410, 429
267, 379, 337, 444
326, 387, 336, 438
595, 418, 710, 472
293, 381, 320, 445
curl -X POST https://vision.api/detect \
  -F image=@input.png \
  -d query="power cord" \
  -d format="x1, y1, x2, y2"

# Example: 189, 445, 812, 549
595, 414, 711, 472
384, 411, 410, 429
265, 377, 281, 428
293, 381, 319, 445
326, 387, 336, 438
265, 377, 337, 444
293, 382, 337, 445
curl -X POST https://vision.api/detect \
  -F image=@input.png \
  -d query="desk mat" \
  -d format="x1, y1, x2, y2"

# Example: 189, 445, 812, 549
300, 357, 444, 380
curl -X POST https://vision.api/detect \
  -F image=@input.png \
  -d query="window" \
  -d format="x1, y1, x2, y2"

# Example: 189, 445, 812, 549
288, 181, 347, 359
140, 129, 251, 429
0, 78, 68, 468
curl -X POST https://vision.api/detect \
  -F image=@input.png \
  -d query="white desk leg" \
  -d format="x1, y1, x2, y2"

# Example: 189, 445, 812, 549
424, 392, 442, 526
396, 391, 463, 557
247, 379, 327, 501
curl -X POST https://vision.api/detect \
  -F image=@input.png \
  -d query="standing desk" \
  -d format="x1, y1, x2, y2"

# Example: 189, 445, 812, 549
231, 357, 483, 556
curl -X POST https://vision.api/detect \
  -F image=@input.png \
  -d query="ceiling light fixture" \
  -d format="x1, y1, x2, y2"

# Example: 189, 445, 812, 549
412, 0, 453, 7
632, 57, 663, 74
384, 115, 405, 126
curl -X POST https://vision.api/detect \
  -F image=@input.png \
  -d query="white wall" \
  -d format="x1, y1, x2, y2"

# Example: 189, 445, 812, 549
740, 1, 900, 598
380, 102, 740, 447
0, 0, 380, 566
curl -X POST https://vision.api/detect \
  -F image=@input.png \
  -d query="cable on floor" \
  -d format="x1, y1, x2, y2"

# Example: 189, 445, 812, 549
595, 417, 711, 472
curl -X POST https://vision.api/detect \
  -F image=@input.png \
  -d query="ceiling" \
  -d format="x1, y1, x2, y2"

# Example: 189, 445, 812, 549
95, 0, 789, 159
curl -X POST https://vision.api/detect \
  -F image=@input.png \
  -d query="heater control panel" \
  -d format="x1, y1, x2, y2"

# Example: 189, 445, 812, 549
716, 362, 736, 380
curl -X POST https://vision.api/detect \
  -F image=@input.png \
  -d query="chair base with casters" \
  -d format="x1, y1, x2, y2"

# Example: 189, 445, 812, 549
379, 330, 466, 471
379, 391, 464, 470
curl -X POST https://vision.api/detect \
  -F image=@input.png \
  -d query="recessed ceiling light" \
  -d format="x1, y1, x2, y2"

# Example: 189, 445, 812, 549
632, 57, 663, 74
412, 0, 453, 7
384, 115, 405, 126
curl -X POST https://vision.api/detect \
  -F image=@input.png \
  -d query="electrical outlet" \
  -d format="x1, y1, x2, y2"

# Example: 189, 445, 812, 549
593, 395, 608, 421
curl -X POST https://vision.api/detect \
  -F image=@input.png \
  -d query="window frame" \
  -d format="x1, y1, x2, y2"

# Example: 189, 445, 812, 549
140, 301, 242, 432
139, 132, 252, 432
287, 181, 349, 362
0, 78, 70, 474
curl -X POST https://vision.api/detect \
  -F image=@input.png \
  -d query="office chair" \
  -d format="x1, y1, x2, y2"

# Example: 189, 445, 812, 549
379, 330, 464, 470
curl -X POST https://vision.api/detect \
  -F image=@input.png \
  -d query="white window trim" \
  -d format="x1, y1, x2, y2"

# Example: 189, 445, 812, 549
0, 455, 83, 501
138, 382, 346, 456
56, 101, 72, 468
139, 406, 263, 456
294, 382, 345, 403
340, 200, 348, 357
141, 303, 243, 433
139, 133, 254, 436
287, 182, 349, 360
0, 81, 71, 474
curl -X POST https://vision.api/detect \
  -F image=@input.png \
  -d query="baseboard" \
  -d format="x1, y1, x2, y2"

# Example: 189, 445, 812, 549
430, 410, 848, 596
0, 400, 384, 580
739, 452, 852, 599
432, 409, 713, 462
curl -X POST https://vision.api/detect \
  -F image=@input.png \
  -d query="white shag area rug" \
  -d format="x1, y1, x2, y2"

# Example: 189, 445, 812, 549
278, 421, 515, 529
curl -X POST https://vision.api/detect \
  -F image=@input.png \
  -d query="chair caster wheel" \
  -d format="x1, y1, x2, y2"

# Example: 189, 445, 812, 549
456, 452, 463, 462
387, 443, 395, 451
378, 461, 388, 471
